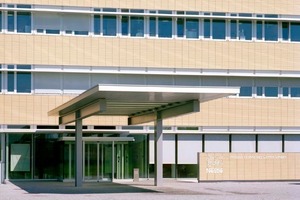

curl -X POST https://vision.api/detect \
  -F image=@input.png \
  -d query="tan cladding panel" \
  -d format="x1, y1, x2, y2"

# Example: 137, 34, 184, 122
2, 0, 300, 15
1, 94, 300, 127
165, 98, 300, 127
1, 34, 300, 71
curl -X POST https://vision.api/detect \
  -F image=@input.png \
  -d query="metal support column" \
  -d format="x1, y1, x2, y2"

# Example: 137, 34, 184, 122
0, 134, 5, 184
154, 111, 163, 186
75, 115, 83, 187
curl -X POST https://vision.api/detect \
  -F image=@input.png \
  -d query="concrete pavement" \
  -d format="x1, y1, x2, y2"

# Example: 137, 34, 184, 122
1, 179, 300, 200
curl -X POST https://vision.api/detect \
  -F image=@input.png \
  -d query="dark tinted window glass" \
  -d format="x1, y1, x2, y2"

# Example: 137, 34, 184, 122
46, 29, 59, 34
130, 16, 144, 37
177, 18, 184, 37
212, 19, 225, 39
121, 16, 129, 35
103, 16, 116, 36
94, 15, 100, 35
230, 20, 237, 39
257, 86, 263, 96
240, 86, 252, 97
265, 21, 278, 41
17, 72, 31, 93
186, 19, 198, 38
0, 12, 2, 32
256, 21, 263, 40
291, 87, 300, 97
282, 22, 289, 41
8, 72, 14, 92
149, 17, 156, 36
265, 87, 278, 97
7, 11, 14, 32
17, 12, 31, 33
291, 22, 300, 42
282, 87, 289, 97
158, 17, 172, 38
239, 20, 252, 40
204, 19, 211, 38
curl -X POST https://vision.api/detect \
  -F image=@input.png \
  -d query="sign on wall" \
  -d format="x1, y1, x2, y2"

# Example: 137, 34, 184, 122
198, 152, 300, 181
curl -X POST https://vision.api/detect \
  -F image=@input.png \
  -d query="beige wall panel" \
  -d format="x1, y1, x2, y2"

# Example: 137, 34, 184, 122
1, 35, 300, 71
1, 0, 299, 15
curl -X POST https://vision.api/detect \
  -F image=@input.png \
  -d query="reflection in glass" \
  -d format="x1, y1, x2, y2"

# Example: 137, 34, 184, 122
177, 18, 184, 37
149, 17, 156, 37
103, 16, 116, 36
158, 17, 172, 38
265, 21, 278, 41
130, 16, 144, 37
256, 21, 263, 40
186, 19, 199, 38
94, 15, 100, 35
17, 65, 31, 93
17, 12, 31, 33
230, 20, 237, 39
212, 19, 225, 39
291, 22, 300, 42
282, 22, 289, 41
239, 20, 252, 40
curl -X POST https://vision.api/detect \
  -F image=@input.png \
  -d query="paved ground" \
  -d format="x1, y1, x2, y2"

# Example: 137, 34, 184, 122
1, 179, 300, 200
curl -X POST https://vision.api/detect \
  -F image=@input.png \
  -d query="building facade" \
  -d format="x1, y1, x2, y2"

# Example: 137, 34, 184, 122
0, 0, 300, 182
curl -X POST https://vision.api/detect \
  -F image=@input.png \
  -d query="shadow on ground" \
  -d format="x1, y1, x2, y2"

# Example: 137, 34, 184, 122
10, 181, 160, 194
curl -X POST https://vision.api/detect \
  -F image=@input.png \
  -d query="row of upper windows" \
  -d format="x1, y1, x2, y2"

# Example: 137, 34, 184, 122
238, 86, 300, 98
0, 6, 300, 42
1, 65, 300, 99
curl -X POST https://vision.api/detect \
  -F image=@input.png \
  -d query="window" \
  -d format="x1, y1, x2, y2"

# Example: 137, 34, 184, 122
130, 16, 144, 37
256, 86, 263, 96
0, 11, 2, 32
186, 19, 199, 38
63, 14, 89, 35
291, 87, 300, 97
282, 22, 289, 41
265, 87, 278, 97
34, 13, 61, 35
239, 86, 252, 97
212, 19, 225, 39
103, 16, 116, 36
291, 22, 300, 42
230, 20, 237, 39
177, 18, 184, 37
94, 15, 101, 35
238, 20, 252, 40
7, 11, 15, 32
204, 19, 211, 38
158, 17, 172, 38
121, 16, 129, 36
149, 17, 156, 37
256, 21, 263, 40
17, 11, 31, 33
7, 65, 31, 93
265, 21, 278, 41
282, 87, 289, 97
0, 65, 2, 92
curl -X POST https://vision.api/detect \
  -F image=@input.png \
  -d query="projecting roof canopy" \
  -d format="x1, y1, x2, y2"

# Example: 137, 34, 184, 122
49, 84, 239, 125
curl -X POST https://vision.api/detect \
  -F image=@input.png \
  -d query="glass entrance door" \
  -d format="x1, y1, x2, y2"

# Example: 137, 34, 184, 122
84, 142, 113, 181
114, 142, 130, 179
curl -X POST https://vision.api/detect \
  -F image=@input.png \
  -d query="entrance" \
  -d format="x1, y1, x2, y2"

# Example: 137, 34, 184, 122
84, 142, 113, 181
83, 141, 131, 181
